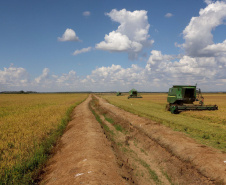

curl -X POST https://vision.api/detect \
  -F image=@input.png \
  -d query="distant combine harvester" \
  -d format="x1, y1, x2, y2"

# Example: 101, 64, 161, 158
128, 88, 142, 99
116, 91, 122, 96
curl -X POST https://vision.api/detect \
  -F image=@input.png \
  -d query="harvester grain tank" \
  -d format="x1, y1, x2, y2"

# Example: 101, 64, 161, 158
128, 88, 142, 99
166, 85, 218, 114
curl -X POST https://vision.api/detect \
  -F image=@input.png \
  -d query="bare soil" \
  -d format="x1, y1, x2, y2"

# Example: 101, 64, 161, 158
41, 95, 226, 185
41, 95, 127, 185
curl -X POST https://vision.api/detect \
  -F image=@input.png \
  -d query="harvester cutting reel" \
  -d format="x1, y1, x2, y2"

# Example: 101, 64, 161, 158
167, 104, 218, 114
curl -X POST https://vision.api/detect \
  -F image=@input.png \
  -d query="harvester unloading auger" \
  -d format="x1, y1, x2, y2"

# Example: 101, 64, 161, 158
166, 85, 218, 114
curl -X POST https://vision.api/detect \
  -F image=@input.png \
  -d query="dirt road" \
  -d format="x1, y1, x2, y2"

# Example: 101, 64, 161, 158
41, 95, 226, 185
41, 95, 127, 185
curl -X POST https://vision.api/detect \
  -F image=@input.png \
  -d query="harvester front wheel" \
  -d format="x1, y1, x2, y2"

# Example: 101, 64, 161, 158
170, 105, 179, 114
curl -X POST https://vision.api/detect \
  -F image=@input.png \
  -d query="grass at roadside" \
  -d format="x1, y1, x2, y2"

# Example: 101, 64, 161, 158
0, 93, 88, 184
100, 93, 226, 152
89, 96, 115, 138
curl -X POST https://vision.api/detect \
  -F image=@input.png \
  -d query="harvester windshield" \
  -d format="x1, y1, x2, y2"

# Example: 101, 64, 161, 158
131, 91, 137, 96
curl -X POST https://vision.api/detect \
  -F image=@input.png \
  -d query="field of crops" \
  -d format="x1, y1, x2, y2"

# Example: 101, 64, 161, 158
101, 93, 226, 152
0, 93, 88, 183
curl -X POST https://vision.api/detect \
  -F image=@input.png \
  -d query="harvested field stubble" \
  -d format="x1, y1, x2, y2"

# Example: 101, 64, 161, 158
93, 95, 225, 184
101, 93, 226, 152
0, 93, 88, 183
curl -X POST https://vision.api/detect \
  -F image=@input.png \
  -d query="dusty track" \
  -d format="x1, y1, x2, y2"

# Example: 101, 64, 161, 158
41, 95, 226, 185
95, 95, 226, 184
41, 95, 127, 185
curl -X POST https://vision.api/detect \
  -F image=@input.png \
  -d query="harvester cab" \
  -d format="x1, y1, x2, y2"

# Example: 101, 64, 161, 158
128, 88, 142, 99
166, 85, 218, 114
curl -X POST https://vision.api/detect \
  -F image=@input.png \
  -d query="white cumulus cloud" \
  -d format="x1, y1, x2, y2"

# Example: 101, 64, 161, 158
35, 68, 50, 84
73, 47, 92, 56
0, 65, 29, 90
58, 28, 80, 42
182, 1, 226, 57
34, 69, 81, 91
96, 9, 154, 59
204, 0, 213, 5
84, 64, 146, 91
83, 11, 90, 16
56, 70, 78, 84
165, 13, 173, 18
96, 31, 142, 52
145, 50, 220, 87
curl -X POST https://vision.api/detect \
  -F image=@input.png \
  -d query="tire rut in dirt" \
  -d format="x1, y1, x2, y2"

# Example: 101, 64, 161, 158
90, 96, 166, 184
89, 96, 137, 184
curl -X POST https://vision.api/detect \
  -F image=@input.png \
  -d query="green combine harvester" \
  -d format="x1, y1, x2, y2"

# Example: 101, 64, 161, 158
166, 85, 218, 114
116, 91, 122, 96
128, 88, 142, 99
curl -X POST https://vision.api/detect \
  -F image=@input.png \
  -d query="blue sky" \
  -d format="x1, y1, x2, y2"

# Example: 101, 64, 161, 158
0, 0, 226, 92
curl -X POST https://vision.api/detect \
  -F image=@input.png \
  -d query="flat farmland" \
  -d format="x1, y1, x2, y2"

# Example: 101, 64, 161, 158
40, 94, 226, 184
0, 93, 88, 183
101, 93, 226, 152
2, 92, 225, 184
